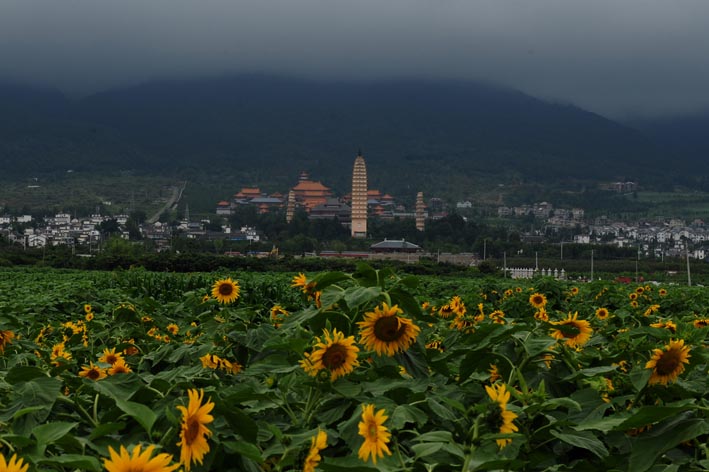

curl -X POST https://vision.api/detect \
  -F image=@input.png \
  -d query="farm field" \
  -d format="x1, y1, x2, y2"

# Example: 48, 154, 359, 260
1, 266, 708, 471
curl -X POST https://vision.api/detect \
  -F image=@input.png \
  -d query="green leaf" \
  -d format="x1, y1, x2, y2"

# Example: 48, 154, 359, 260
411, 441, 444, 458
629, 367, 652, 392
32, 421, 77, 445
517, 333, 555, 357
88, 422, 126, 440
415, 431, 454, 443
320, 455, 380, 471
573, 416, 627, 433
343, 286, 381, 309
4, 365, 48, 384
390, 404, 426, 429
628, 414, 709, 472
550, 429, 609, 459
1, 377, 61, 435
223, 440, 264, 462
38, 454, 101, 472
319, 286, 345, 310
93, 381, 156, 434
615, 405, 697, 431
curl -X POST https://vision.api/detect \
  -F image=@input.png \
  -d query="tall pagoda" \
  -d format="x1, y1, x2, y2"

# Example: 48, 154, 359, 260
351, 152, 368, 238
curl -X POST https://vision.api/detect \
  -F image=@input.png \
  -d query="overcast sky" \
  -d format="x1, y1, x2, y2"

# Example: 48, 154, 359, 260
1, 0, 708, 118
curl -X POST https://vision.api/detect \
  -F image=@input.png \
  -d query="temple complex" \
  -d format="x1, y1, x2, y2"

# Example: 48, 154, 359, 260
290, 171, 333, 211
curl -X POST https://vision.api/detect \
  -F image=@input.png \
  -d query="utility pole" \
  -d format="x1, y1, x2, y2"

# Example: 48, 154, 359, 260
560, 241, 564, 261
635, 247, 639, 282
535, 251, 538, 271
483, 239, 487, 260
503, 251, 507, 278
591, 249, 594, 281
687, 250, 692, 287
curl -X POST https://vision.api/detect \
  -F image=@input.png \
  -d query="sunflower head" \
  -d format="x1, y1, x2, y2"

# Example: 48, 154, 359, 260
659, 288, 668, 296
211, 278, 240, 304
595, 307, 610, 320
529, 293, 547, 309
0, 453, 29, 472
357, 404, 392, 464
300, 329, 360, 381
108, 360, 133, 375
103, 444, 179, 472
0, 330, 15, 353
550, 312, 593, 348
646, 339, 691, 386
79, 362, 107, 381
358, 302, 420, 357
484, 383, 519, 449
303, 430, 327, 472
177, 388, 215, 471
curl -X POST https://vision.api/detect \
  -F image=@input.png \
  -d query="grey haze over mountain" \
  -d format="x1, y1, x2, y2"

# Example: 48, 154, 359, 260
2, 0, 708, 119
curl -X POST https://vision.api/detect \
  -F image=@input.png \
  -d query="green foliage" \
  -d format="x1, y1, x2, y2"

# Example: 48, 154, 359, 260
1, 267, 709, 470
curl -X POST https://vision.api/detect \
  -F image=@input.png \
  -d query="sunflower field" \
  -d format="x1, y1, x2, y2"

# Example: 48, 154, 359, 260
1, 265, 709, 471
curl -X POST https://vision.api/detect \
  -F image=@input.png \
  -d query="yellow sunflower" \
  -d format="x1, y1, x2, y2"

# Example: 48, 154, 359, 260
50, 342, 72, 365
489, 364, 501, 383
650, 320, 677, 333
438, 304, 455, 318
103, 444, 179, 472
300, 329, 360, 381
646, 339, 691, 386
635, 286, 645, 294
489, 310, 506, 325
85, 312, 94, 322
534, 308, 549, 322
569, 287, 579, 296
529, 293, 547, 309
84, 304, 92, 313
550, 312, 593, 348
357, 404, 392, 464
0, 330, 15, 354
167, 324, 179, 335
630, 300, 639, 308
693, 319, 709, 328
358, 303, 420, 357
108, 360, 133, 375
643, 304, 660, 317
177, 389, 214, 471
303, 430, 327, 472
0, 453, 28, 472
79, 362, 107, 381
485, 383, 519, 449
659, 288, 668, 296
270, 305, 289, 327
595, 307, 610, 320
211, 278, 240, 304
629, 292, 638, 301
99, 348, 124, 366
292, 272, 317, 295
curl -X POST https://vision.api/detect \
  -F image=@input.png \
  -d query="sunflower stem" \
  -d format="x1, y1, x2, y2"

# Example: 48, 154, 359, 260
93, 393, 100, 424
159, 426, 175, 448
57, 395, 97, 428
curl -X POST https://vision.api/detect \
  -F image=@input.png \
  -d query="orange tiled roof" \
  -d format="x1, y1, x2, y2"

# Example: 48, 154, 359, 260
292, 180, 331, 192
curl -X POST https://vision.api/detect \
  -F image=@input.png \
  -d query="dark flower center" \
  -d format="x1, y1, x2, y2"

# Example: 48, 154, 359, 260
185, 417, 201, 445
322, 344, 348, 370
219, 283, 234, 296
655, 349, 681, 375
374, 316, 406, 342
485, 404, 504, 431
558, 321, 581, 338
88, 369, 100, 380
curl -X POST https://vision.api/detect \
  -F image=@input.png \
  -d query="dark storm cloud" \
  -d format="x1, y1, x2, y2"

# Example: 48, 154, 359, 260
1, 0, 708, 117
